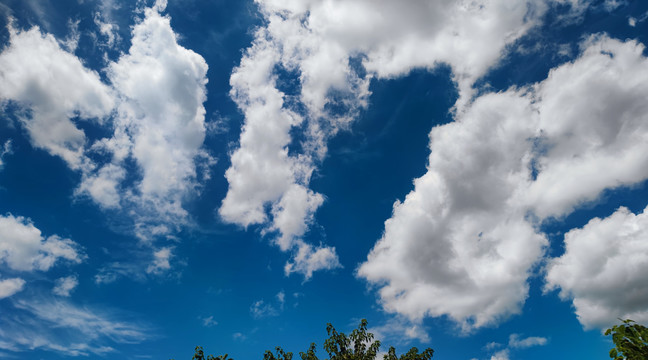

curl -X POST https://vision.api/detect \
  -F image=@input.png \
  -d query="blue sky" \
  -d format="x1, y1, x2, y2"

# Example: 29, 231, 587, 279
0, 0, 648, 359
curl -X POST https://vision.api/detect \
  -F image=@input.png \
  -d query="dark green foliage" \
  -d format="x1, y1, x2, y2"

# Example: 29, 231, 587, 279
383, 346, 434, 360
265, 347, 293, 360
286, 319, 432, 360
171, 345, 231, 360
179, 320, 433, 360
605, 319, 648, 360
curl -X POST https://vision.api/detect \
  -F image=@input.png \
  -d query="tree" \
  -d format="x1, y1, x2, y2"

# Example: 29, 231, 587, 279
170, 345, 231, 360
266, 319, 432, 360
605, 319, 648, 360
180, 319, 433, 360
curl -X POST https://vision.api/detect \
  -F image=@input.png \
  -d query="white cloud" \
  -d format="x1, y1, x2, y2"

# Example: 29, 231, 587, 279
0, 214, 84, 272
221, 0, 562, 278
200, 315, 218, 327
359, 35, 648, 331
490, 349, 510, 360
0, 24, 115, 170
369, 317, 430, 344
0, 278, 25, 299
284, 240, 341, 280
276, 290, 285, 310
146, 247, 173, 275
77, 1, 212, 242
53, 275, 79, 297
0, 2, 212, 277
0, 298, 149, 356
359, 90, 547, 331
545, 206, 648, 329
485, 333, 547, 359
250, 299, 279, 319
0, 139, 12, 170
508, 334, 547, 349
0, 1, 211, 270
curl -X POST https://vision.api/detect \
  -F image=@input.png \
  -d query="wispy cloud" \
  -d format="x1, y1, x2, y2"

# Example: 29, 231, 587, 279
0, 297, 151, 356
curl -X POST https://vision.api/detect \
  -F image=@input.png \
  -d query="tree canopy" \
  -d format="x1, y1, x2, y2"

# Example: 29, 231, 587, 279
180, 319, 433, 360
605, 319, 648, 360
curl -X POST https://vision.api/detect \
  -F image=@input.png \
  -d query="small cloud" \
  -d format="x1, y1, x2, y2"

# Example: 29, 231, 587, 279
232, 332, 246, 341
508, 334, 548, 349
276, 291, 285, 310
0, 139, 12, 170
199, 315, 218, 327
369, 317, 430, 345
484, 342, 502, 351
490, 349, 510, 360
250, 299, 279, 319
146, 247, 173, 275
0, 277, 25, 299
53, 275, 79, 297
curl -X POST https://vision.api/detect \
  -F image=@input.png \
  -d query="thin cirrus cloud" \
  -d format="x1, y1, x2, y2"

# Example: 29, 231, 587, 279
0, 298, 150, 357
358, 35, 648, 331
219, 0, 557, 279
0, 0, 211, 275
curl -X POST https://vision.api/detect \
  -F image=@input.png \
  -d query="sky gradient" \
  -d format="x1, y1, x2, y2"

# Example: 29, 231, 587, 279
1, 0, 648, 359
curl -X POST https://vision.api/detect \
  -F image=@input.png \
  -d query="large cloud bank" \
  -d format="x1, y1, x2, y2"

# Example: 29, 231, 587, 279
220, 0, 554, 279
358, 35, 648, 331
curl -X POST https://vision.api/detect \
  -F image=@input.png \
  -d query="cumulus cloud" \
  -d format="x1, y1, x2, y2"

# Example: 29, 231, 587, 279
545, 206, 648, 329
0, 0, 212, 276
221, 0, 552, 278
359, 35, 648, 331
0, 214, 84, 272
77, 0, 211, 239
284, 241, 341, 279
0, 298, 149, 356
0, 278, 25, 299
53, 275, 79, 297
0, 24, 115, 170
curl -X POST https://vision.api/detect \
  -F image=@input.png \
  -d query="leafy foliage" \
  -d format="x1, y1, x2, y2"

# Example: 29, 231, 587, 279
170, 345, 231, 360
605, 319, 648, 360
180, 320, 433, 360
264, 319, 432, 360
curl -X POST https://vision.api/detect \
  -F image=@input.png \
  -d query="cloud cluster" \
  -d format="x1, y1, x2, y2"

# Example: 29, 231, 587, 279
359, 35, 648, 331
249, 291, 286, 319
0, 0, 211, 275
81, 0, 211, 241
487, 333, 548, 360
221, 0, 551, 278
